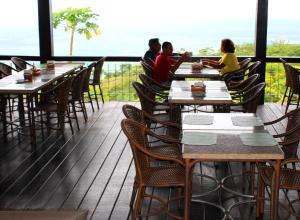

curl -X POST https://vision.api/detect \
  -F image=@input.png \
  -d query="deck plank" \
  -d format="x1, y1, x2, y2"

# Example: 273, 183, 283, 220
0, 102, 296, 220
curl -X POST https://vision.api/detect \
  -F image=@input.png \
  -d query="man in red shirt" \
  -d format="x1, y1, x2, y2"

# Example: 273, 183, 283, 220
153, 42, 189, 84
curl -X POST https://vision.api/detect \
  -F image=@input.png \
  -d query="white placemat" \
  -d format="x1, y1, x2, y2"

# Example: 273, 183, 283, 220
183, 115, 214, 125
182, 132, 217, 145
240, 133, 277, 146
231, 116, 263, 127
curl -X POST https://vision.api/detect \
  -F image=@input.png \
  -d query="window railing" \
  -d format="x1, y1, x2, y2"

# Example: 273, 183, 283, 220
100, 61, 299, 103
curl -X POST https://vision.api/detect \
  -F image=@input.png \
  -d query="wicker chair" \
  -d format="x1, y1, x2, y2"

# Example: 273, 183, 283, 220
228, 74, 260, 93
139, 74, 170, 94
69, 68, 88, 131
256, 107, 300, 218
121, 119, 185, 220
140, 61, 154, 78
122, 104, 181, 140
0, 63, 16, 78
225, 61, 261, 85
221, 58, 251, 82
11, 57, 34, 71
81, 62, 95, 111
264, 107, 300, 159
229, 82, 266, 113
132, 81, 174, 118
89, 57, 105, 108
284, 64, 300, 113
239, 58, 252, 68
257, 158, 300, 219
280, 58, 292, 106
35, 76, 74, 136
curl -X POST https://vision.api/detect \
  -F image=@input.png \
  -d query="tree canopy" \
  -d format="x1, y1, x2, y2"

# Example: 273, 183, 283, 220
53, 7, 100, 56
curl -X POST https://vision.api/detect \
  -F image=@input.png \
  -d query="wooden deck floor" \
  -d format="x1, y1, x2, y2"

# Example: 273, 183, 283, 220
0, 102, 298, 219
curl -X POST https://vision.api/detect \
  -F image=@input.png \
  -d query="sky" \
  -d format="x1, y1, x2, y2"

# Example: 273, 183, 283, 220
1, 0, 300, 27
0, 0, 299, 56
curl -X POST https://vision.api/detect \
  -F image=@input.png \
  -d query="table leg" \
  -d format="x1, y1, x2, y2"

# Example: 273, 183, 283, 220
1, 96, 7, 139
270, 159, 281, 220
18, 95, 25, 126
184, 159, 192, 220
26, 94, 36, 151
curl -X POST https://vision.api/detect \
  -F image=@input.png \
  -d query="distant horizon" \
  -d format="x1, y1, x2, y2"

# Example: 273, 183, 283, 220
1, 0, 300, 56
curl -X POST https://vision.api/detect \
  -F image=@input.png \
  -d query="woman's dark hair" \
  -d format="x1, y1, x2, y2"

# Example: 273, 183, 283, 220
221, 39, 235, 53
162, 41, 172, 49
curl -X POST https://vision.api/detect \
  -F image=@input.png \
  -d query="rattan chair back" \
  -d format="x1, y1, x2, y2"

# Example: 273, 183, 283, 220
121, 119, 150, 179
140, 61, 153, 78
247, 61, 261, 77
11, 57, 33, 71
282, 108, 300, 158
92, 57, 105, 85
286, 64, 300, 94
132, 81, 155, 115
71, 68, 87, 101
239, 58, 252, 69
280, 58, 291, 87
82, 62, 94, 93
54, 77, 74, 112
122, 104, 145, 124
241, 82, 265, 113
0, 63, 14, 78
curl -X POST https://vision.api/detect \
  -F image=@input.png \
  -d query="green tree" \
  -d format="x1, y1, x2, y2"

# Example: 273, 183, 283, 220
52, 7, 100, 56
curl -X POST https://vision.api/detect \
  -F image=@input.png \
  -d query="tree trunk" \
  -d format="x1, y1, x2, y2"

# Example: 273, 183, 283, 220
69, 28, 75, 56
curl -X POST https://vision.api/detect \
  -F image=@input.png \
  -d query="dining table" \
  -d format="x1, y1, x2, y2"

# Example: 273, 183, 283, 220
174, 67, 220, 80
0, 63, 84, 150
181, 112, 284, 220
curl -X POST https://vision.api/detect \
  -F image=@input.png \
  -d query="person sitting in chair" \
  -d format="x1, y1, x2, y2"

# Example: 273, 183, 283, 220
153, 41, 189, 84
202, 38, 240, 75
143, 38, 161, 65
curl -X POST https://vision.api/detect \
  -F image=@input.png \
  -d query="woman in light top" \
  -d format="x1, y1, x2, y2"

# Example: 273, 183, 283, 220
202, 39, 240, 75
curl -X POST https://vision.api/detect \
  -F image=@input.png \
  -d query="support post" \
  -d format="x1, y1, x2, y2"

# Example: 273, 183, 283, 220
255, 0, 268, 104
38, 0, 53, 63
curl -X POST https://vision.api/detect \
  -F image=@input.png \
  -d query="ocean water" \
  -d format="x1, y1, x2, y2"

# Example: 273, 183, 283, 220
1, 19, 300, 56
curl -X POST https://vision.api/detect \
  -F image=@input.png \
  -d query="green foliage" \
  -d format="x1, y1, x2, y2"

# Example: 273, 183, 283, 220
53, 7, 100, 55
267, 40, 300, 57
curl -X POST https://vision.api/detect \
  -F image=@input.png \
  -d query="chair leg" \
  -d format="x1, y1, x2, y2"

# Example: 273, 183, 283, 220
132, 186, 145, 220
93, 84, 100, 109
297, 94, 300, 109
66, 109, 74, 135
40, 110, 44, 138
130, 180, 138, 211
285, 91, 293, 113
79, 100, 87, 122
282, 87, 289, 105
87, 90, 94, 112
71, 102, 80, 131
99, 84, 105, 104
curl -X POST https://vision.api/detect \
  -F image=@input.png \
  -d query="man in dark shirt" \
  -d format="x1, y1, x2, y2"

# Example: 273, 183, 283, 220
153, 42, 189, 84
143, 38, 161, 65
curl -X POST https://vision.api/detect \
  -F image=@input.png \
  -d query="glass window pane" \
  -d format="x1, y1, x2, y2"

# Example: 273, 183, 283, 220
52, 0, 256, 56
267, 0, 300, 57
0, 0, 39, 56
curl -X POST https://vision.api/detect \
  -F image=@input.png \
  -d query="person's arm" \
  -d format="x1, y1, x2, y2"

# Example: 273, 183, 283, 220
170, 52, 189, 73
202, 59, 225, 69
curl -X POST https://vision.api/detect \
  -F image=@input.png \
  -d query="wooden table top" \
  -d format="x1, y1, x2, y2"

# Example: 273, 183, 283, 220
182, 113, 265, 131
175, 66, 220, 79
0, 63, 83, 94
168, 80, 232, 105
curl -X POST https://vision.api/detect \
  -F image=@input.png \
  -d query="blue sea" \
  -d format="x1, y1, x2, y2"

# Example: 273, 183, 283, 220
1, 19, 300, 57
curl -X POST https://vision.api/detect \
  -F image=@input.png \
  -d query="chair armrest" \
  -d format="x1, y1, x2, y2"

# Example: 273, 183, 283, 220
148, 129, 181, 144
136, 142, 185, 166
144, 111, 181, 129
